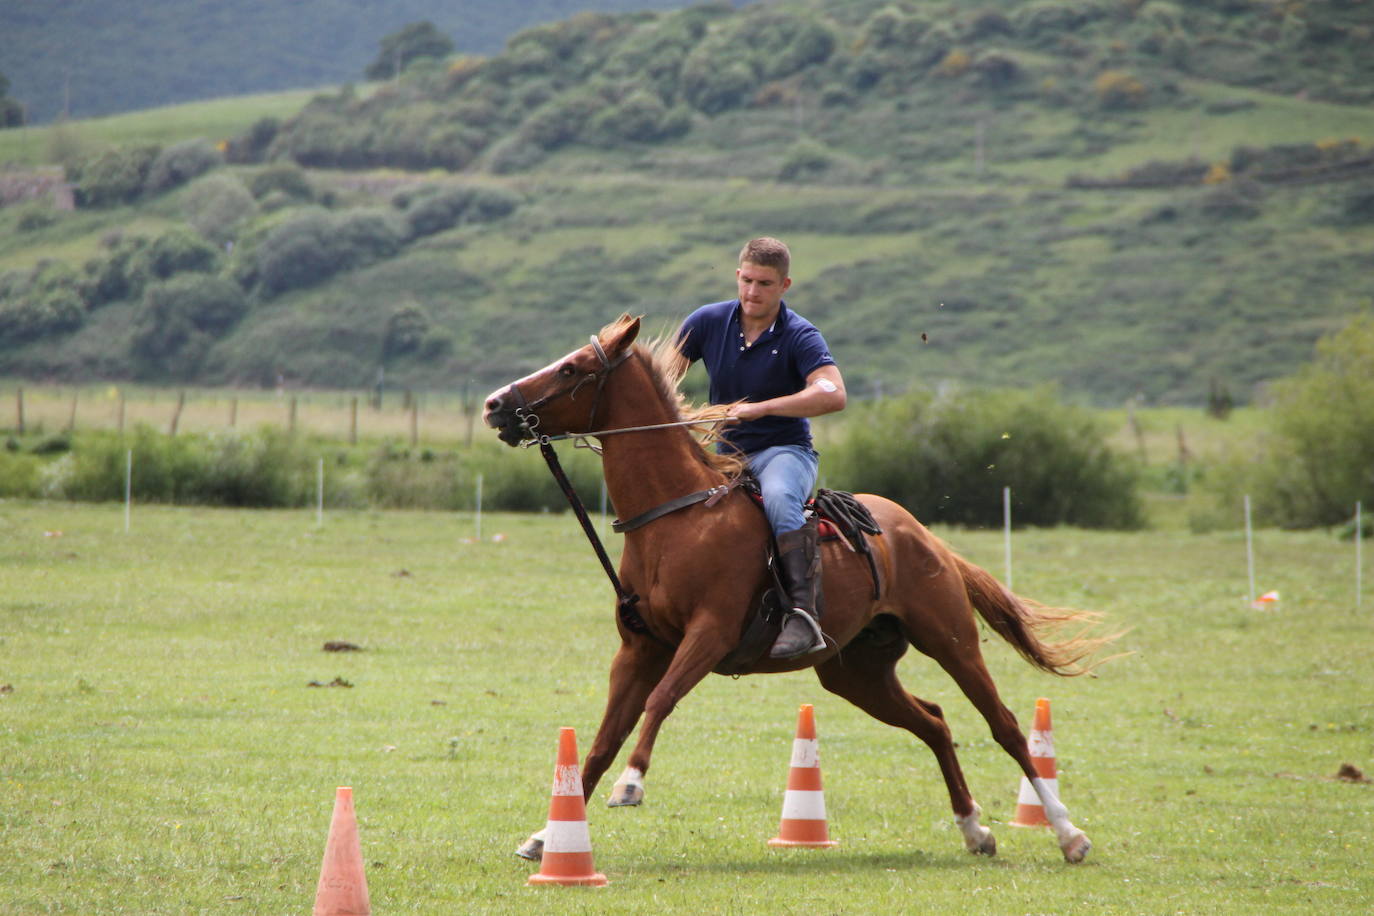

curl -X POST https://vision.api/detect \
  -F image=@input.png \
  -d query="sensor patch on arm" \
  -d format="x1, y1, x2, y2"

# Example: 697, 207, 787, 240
814, 378, 838, 393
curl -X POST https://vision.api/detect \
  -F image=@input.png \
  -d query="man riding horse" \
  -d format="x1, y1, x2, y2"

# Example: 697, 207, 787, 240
673, 237, 847, 659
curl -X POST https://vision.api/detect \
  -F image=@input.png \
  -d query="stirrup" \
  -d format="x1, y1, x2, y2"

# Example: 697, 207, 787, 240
770, 610, 825, 659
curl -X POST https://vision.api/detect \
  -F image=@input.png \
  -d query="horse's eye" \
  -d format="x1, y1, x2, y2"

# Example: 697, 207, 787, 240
558, 364, 576, 377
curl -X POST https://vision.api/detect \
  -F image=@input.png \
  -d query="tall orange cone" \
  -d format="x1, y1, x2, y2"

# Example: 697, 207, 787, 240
527, 727, 608, 887
1011, 698, 1058, 828
313, 787, 371, 916
769, 704, 838, 848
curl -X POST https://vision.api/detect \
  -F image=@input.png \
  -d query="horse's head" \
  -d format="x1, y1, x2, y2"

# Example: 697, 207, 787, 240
483, 315, 642, 446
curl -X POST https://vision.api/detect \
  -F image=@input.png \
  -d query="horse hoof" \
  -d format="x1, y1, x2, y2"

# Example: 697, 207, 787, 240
515, 835, 544, 861
607, 782, 644, 807
970, 830, 997, 857
1061, 830, 1091, 864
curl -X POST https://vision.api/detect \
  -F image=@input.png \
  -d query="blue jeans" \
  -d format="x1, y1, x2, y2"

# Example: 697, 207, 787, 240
746, 444, 819, 535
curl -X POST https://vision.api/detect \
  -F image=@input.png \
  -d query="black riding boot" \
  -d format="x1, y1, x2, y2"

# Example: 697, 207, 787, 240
769, 518, 825, 659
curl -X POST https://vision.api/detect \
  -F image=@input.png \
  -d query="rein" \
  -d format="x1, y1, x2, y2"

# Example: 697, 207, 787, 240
534, 439, 658, 640
510, 335, 727, 645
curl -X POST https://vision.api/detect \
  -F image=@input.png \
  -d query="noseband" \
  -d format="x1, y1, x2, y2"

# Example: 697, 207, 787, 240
508, 335, 633, 445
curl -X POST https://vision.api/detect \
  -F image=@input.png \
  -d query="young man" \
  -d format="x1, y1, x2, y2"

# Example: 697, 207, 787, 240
675, 237, 846, 658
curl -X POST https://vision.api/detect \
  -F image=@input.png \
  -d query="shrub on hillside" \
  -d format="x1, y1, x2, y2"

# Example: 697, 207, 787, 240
183, 174, 259, 245
333, 208, 405, 264
126, 228, 220, 293
778, 140, 835, 182
681, 57, 754, 115
1013, 1, 1109, 42
131, 274, 247, 378
587, 90, 676, 145
397, 184, 519, 238
249, 162, 314, 201
0, 261, 87, 344
826, 387, 1143, 529
144, 138, 224, 195
225, 117, 280, 164
1094, 70, 1148, 109
71, 144, 160, 207
254, 209, 340, 296
80, 234, 149, 308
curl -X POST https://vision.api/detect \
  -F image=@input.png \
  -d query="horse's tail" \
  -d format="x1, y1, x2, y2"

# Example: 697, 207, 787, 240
952, 552, 1118, 677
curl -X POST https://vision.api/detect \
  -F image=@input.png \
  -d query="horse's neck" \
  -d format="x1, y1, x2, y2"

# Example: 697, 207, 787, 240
597, 367, 722, 524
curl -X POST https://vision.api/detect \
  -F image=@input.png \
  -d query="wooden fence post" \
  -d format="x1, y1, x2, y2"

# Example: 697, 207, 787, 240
169, 391, 185, 436
410, 399, 419, 447
350, 396, 358, 445
117, 395, 125, 436
15, 387, 23, 434
289, 396, 298, 435
66, 392, 78, 432
229, 397, 238, 428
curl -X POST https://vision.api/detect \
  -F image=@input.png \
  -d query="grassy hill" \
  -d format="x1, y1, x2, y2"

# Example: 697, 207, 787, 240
0, 0, 692, 124
2, 0, 1373, 405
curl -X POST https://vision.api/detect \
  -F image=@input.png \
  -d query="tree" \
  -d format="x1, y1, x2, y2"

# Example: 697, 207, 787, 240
0, 70, 24, 128
365, 22, 455, 81
1231, 315, 1374, 528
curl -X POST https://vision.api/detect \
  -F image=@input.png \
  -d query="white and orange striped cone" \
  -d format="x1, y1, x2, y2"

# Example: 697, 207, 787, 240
1011, 697, 1058, 828
313, 787, 371, 916
527, 727, 608, 887
768, 704, 838, 848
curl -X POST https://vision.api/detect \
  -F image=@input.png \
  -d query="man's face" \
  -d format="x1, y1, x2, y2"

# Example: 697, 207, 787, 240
736, 261, 791, 324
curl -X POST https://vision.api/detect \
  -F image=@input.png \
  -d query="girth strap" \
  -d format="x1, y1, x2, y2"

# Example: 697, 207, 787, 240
612, 478, 740, 534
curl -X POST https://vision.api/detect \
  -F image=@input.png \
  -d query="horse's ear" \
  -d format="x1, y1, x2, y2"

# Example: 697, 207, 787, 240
602, 314, 641, 356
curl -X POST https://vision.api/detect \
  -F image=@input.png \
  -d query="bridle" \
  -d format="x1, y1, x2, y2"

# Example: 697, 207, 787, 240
506, 335, 720, 451
507, 335, 633, 448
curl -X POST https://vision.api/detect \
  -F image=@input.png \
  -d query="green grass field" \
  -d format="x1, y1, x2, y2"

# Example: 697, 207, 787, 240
0, 90, 323, 168
2, 499, 1370, 913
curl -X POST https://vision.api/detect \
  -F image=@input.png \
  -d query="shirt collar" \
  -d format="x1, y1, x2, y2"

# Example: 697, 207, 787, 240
732, 300, 789, 339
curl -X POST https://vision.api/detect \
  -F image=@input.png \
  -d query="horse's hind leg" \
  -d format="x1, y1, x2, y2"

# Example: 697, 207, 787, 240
814, 640, 998, 857
929, 646, 1091, 863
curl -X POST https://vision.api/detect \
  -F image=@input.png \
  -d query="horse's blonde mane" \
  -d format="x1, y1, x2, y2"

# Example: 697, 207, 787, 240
598, 315, 745, 479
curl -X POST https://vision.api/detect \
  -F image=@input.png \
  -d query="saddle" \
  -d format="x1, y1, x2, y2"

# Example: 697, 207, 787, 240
712, 486, 884, 676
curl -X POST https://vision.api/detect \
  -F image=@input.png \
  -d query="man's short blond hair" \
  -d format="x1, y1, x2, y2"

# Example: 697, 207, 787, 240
738, 237, 790, 280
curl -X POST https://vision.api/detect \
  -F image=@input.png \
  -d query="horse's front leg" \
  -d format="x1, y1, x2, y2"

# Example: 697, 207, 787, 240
618, 623, 733, 799
515, 637, 670, 860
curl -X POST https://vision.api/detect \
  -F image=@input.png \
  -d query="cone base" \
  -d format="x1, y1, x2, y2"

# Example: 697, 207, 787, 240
1010, 809, 1049, 828
768, 837, 838, 848
527, 872, 608, 887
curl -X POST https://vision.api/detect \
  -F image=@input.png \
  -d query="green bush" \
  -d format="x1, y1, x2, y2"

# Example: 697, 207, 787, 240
182, 174, 259, 245
332, 207, 405, 264
826, 387, 1144, 529
0, 449, 41, 497
249, 162, 314, 201
0, 261, 87, 344
1212, 315, 1374, 528
398, 184, 519, 238
46, 427, 319, 507
131, 274, 248, 378
71, 144, 160, 207
144, 138, 224, 195
126, 228, 220, 293
80, 234, 148, 308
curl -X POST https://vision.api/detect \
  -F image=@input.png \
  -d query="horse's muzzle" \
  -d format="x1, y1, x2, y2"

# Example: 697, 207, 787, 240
483, 387, 526, 446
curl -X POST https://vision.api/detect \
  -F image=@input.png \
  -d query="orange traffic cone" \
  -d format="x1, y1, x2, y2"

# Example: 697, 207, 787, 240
313, 787, 371, 916
1011, 698, 1058, 828
768, 704, 838, 848
527, 727, 608, 887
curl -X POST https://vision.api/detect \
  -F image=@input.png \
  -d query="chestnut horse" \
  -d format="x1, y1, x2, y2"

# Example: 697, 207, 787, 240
484, 314, 1109, 864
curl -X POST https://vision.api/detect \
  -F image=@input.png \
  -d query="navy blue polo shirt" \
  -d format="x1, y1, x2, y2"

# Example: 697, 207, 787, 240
677, 299, 836, 455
